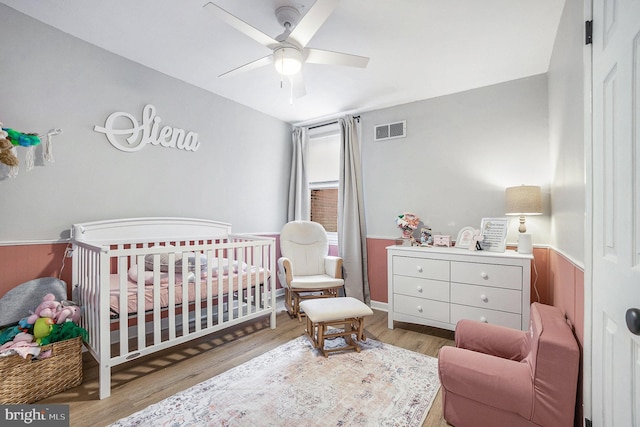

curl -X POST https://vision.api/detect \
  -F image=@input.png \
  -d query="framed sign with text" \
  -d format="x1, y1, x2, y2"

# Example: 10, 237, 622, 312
479, 217, 509, 252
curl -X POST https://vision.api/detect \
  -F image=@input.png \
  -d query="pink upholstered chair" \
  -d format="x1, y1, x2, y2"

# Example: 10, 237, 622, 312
438, 302, 580, 427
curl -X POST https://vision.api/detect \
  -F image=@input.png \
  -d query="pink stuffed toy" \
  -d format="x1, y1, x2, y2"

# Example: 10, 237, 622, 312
56, 304, 81, 324
26, 293, 62, 324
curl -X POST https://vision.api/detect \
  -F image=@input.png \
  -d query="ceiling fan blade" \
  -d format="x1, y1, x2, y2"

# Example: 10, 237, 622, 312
305, 48, 369, 68
287, 0, 339, 48
203, 2, 280, 49
218, 55, 273, 78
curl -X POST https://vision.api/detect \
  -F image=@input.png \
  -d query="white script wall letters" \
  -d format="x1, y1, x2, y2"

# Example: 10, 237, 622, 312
94, 104, 200, 153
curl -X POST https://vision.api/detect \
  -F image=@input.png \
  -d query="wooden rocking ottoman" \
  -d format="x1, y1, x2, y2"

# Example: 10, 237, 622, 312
299, 297, 374, 357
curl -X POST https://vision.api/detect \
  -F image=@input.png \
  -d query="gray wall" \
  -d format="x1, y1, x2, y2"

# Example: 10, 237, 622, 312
360, 75, 551, 245
0, 5, 291, 241
547, 0, 586, 266
1, 3, 583, 255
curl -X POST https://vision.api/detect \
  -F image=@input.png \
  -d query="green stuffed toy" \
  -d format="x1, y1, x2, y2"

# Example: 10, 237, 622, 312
33, 317, 54, 344
39, 321, 88, 346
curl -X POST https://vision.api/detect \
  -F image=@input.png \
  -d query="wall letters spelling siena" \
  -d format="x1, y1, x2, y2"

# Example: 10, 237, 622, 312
94, 104, 200, 153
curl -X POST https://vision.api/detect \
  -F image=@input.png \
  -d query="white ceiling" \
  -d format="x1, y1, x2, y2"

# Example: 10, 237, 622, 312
1, 0, 565, 125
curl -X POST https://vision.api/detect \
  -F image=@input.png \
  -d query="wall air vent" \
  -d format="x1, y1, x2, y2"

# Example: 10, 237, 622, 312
374, 120, 406, 141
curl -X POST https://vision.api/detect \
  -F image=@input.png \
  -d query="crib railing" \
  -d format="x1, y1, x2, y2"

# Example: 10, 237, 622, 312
72, 234, 276, 399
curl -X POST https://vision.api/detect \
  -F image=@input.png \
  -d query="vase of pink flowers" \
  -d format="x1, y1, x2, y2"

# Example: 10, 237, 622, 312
396, 213, 420, 239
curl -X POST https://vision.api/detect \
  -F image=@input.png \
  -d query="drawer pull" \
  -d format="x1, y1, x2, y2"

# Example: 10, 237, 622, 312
417, 266, 423, 273
416, 286, 423, 293
417, 305, 423, 313
480, 294, 489, 303
480, 272, 489, 280
480, 316, 488, 323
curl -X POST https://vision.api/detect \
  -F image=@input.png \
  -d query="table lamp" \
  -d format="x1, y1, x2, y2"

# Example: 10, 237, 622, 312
505, 185, 542, 253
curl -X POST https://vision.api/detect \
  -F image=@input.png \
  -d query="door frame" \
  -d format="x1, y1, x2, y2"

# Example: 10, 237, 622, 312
583, 0, 594, 422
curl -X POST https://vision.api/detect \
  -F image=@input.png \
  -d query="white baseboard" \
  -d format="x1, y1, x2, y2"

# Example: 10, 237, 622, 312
370, 300, 388, 312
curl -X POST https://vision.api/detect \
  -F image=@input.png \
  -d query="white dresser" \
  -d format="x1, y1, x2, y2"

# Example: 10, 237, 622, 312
387, 246, 532, 331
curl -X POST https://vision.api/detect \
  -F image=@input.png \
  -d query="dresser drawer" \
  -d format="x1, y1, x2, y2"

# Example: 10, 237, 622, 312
394, 294, 450, 323
394, 275, 449, 302
393, 256, 449, 281
450, 304, 522, 330
451, 282, 521, 313
451, 261, 522, 290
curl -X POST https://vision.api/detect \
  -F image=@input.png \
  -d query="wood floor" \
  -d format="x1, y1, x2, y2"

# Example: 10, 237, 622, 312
41, 305, 455, 427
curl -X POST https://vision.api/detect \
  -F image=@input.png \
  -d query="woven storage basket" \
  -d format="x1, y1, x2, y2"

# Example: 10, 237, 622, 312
0, 336, 83, 404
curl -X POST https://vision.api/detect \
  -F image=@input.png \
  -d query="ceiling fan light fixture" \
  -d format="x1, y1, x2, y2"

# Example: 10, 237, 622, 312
273, 47, 303, 76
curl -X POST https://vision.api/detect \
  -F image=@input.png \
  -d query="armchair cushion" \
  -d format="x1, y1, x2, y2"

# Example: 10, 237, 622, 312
290, 274, 344, 290
438, 346, 533, 418
280, 220, 331, 276
455, 319, 529, 361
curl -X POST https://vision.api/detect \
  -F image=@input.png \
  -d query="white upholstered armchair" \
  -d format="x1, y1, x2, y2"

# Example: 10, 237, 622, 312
277, 221, 344, 320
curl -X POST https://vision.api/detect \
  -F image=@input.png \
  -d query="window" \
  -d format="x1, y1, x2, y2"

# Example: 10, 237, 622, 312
307, 123, 340, 244
310, 187, 337, 232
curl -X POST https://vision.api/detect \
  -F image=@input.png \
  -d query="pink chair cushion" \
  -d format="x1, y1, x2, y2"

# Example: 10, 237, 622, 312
438, 345, 534, 418
454, 319, 529, 360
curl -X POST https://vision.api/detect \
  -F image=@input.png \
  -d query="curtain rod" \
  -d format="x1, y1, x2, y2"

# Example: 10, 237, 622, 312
307, 116, 360, 130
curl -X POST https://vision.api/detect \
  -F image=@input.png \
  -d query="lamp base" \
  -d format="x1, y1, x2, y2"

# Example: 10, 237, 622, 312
517, 233, 533, 254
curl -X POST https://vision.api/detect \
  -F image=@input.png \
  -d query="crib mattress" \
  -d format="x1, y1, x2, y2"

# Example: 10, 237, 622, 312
108, 269, 269, 315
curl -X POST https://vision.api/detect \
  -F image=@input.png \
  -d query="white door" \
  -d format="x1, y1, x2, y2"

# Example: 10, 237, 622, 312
590, 0, 640, 425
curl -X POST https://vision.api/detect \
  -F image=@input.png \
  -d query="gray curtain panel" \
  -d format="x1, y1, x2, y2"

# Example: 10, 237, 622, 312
338, 116, 370, 304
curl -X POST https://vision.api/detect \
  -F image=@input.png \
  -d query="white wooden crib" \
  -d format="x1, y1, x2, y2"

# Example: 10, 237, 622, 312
71, 217, 276, 399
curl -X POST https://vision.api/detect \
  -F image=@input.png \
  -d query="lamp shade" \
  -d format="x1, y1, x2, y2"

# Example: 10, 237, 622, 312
505, 185, 543, 215
273, 47, 303, 76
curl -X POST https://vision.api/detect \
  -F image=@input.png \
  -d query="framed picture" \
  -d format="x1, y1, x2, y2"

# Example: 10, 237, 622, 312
480, 217, 510, 252
420, 227, 433, 245
455, 226, 476, 248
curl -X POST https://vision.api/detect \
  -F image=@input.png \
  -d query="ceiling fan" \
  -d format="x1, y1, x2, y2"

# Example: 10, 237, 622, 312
203, 0, 369, 98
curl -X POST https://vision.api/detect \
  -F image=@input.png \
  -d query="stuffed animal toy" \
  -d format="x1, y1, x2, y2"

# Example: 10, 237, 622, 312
0, 137, 18, 167
33, 317, 54, 344
56, 304, 81, 324
1, 125, 41, 175
27, 293, 62, 324
18, 318, 31, 330
39, 321, 88, 346
0, 294, 87, 355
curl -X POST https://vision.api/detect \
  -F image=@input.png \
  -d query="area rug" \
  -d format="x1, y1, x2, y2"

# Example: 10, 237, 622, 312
109, 335, 441, 427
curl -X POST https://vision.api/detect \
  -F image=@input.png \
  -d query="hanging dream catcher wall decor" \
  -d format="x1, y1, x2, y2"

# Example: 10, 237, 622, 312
0, 122, 61, 178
